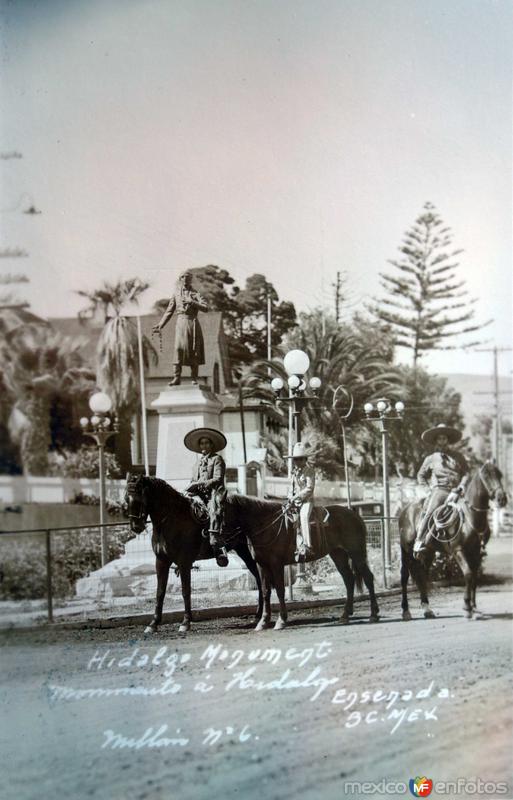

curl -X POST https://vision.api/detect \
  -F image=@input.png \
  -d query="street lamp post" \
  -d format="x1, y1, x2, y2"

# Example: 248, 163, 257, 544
363, 398, 405, 587
80, 392, 118, 567
270, 349, 322, 592
332, 386, 355, 508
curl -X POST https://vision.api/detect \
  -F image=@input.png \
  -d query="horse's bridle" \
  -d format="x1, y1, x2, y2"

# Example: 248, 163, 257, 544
125, 479, 149, 530
472, 463, 503, 511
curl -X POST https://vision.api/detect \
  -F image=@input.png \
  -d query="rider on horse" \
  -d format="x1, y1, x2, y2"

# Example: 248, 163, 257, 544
184, 427, 229, 568
286, 442, 316, 560
414, 423, 469, 557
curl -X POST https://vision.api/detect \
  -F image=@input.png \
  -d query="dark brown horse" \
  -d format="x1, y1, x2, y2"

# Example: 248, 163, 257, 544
399, 461, 507, 620
228, 494, 380, 630
125, 475, 380, 632
125, 475, 263, 633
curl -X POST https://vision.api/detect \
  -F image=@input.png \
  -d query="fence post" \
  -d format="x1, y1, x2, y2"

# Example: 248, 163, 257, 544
45, 529, 54, 623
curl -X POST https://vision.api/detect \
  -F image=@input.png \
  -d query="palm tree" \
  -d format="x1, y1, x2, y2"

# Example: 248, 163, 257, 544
77, 278, 157, 472
0, 324, 95, 474
241, 309, 402, 477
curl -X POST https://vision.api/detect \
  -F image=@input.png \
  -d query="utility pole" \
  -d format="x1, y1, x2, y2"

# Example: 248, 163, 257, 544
266, 283, 272, 362
473, 346, 513, 469
333, 271, 342, 323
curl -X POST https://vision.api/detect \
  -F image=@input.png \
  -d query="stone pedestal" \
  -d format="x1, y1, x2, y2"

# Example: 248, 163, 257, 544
76, 382, 249, 600
152, 383, 222, 486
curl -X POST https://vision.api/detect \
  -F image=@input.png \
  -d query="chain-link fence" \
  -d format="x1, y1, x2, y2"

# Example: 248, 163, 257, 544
0, 513, 400, 627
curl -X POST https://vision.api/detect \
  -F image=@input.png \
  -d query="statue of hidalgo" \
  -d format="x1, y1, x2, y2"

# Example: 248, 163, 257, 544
152, 271, 208, 386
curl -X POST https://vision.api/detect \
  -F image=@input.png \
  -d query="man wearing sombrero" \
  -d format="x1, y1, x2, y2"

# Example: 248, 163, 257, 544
414, 423, 469, 556
286, 442, 316, 559
184, 427, 229, 567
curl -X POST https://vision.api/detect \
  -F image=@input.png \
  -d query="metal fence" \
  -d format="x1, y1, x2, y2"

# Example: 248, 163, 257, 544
0, 514, 401, 627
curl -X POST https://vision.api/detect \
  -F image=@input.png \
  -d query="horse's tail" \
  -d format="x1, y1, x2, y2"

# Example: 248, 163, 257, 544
350, 512, 369, 594
349, 558, 365, 594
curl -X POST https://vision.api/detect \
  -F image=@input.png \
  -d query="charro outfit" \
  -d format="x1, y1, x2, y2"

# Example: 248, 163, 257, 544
184, 428, 228, 567
155, 279, 208, 385
288, 460, 316, 552
416, 431, 469, 551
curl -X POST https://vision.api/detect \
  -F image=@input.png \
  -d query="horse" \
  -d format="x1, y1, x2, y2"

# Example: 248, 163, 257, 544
125, 475, 263, 634
125, 474, 380, 632
227, 494, 380, 630
398, 461, 507, 620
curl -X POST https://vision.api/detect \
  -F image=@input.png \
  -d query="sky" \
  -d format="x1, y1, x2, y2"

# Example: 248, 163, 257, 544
1, 0, 512, 377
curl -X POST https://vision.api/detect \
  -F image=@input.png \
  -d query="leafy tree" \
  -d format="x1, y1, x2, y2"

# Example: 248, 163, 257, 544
0, 324, 95, 474
368, 202, 490, 365
283, 309, 401, 435
47, 445, 121, 478
384, 364, 466, 476
77, 278, 157, 472
241, 309, 402, 477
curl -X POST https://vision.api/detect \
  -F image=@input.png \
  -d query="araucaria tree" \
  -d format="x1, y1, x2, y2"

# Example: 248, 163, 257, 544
369, 202, 489, 365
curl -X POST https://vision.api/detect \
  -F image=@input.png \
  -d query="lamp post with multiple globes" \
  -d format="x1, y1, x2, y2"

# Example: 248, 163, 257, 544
80, 392, 118, 567
363, 397, 405, 585
270, 350, 321, 592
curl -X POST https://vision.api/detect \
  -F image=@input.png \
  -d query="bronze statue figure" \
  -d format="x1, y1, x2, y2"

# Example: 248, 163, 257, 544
152, 270, 208, 385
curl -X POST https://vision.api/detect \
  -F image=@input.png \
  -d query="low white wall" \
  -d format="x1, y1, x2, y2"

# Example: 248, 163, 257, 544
0, 474, 425, 511
0, 477, 126, 504
264, 475, 424, 509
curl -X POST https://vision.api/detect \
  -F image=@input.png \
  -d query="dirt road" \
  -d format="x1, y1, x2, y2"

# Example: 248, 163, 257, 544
2, 540, 512, 800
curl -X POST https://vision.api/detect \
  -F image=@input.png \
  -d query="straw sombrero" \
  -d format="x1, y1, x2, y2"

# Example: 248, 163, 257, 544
285, 442, 313, 460
421, 423, 462, 446
184, 427, 227, 454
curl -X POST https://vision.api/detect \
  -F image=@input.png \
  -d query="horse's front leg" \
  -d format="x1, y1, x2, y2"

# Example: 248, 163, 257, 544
453, 550, 475, 619
412, 558, 435, 619
255, 564, 272, 631
401, 549, 412, 621
270, 563, 288, 631
179, 564, 192, 633
145, 555, 170, 634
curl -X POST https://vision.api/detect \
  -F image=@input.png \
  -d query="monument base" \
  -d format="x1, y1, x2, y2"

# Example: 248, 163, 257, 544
75, 383, 251, 600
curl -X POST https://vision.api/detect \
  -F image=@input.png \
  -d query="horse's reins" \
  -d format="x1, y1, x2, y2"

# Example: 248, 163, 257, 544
127, 481, 289, 543
223, 506, 290, 545
429, 464, 499, 543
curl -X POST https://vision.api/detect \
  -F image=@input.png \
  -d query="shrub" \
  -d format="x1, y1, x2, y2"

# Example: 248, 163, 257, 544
0, 524, 133, 601
47, 446, 122, 478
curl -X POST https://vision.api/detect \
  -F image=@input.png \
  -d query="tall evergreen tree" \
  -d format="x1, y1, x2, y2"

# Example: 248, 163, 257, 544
369, 202, 490, 365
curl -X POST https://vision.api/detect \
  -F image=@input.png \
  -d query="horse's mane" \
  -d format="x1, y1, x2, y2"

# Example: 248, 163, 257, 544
142, 476, 191, 511
227, 494, 282, 514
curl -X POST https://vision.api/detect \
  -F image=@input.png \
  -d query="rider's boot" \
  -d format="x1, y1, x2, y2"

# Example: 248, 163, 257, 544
215, 546, 229, 568
294, 534, 306, 562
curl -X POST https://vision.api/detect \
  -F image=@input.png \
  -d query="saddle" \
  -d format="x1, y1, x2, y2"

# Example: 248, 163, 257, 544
286, 504, 330, 558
